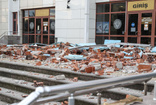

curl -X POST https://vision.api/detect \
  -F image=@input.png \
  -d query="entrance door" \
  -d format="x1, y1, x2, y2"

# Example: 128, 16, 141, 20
128, 13, 139, 43
128, 12, 153, 44
35, 18, 49, 44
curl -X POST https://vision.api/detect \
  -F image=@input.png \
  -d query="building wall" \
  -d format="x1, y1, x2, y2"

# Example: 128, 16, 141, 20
0, 0, 8, 37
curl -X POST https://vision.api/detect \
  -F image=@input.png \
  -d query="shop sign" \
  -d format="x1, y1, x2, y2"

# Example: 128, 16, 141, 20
96, 22, 103, 33
103, 22, 109, 33
144, 22, 149, 31
30, 22, 34, 30
113, 19, 122, 29
131, 22, 136, 32
142, 17, 152, 24
128, 0, 154, 11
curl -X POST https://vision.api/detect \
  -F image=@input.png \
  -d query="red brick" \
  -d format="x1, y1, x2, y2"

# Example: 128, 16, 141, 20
85, 65, 95, 73
137, 64, 152, 73
36, 61, 42, 66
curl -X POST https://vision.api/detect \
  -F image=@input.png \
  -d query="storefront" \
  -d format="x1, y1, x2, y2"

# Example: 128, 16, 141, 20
96, 0, 156, 46
22, 8, 55, 44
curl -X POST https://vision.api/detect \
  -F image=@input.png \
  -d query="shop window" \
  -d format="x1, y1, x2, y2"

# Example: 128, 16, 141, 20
29, 35, 35, 43
110, 37, 124, 42
29, 18, 35, 34
50, 17, 55, 34
111, 3, 125, 12
50, 9, 55, 16
23, 18, 28, 34
141, 37, 151, 44
23, 10, 28, 17
36, 19, 41, 34
43, 35, 48, 44
128, 14, 138, 35
97, 4, 109, 13
111, 13, 125, 35
36, 35, 41, 43
43, 18, 49, 34
29, 10, 35, 17
96, 14, 109, 35
128, 37, 137, 43
50, 36, 55, 44
96, 36, 109, 44
141, 13, 152, 35
155, 38, 156, 46
23, 35, 28, 44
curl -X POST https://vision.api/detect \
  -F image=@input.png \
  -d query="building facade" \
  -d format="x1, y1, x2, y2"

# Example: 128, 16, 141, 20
0, 0, 156, 46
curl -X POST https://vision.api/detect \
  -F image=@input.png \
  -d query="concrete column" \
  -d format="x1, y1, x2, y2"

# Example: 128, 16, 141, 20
8, 0, 11, 35
18, 0, 20, 36
84, 0, 90, 43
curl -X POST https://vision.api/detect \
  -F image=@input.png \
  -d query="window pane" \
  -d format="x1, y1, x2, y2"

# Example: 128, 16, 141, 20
36, 35, 41, 43
110, 37, 124, 42
96, 36, 109, 44
23, 18, 28, 34
141, 13, 152, 35
96, 14, 109, 35
128, 14, 138, 35
29, 35, 35, 43
36, 19, 41, 34
23, 10, 28, 17
141, 37, 151, 44
43, 18, 49, 34
50, 17, 55, 34
29, 18, 35, 34
43, 35, 48, 44
13, 13, 16, 19
111, 13, 125, 35
23, 35, 28, 44
13, 21, 16, 31
50, 9, 55, 16
128, 37, 137, 43
29, 10, 35, 17
97, 4, 109, 13
111, 3, 125, 12
50, 36, 55, 44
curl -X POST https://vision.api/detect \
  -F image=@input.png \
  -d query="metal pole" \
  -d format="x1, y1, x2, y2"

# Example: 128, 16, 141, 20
68, 93, 75, 105
144, 81, 148, 96
153, 81, 156, 100
97, 93, 101, 105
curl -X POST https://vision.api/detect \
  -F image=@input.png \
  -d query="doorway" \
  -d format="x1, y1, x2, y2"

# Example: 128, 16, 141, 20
36, 18, 49, 44
128, 12, 153, 44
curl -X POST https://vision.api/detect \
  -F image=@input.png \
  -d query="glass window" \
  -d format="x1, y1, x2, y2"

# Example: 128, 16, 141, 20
111, 3, 125, 12
23, 35, 28, 44
43, 18, 49, 34
29, 10, 35, 17
111, 13, 125, 35
96, 14, 109, 35
50, 17, 55, 34
128, 14, 138, 35
97, 4, 109, 13
36, 19, 41, 34
110, 37, 124, 42
23, 10, 28, 17
50, 9, 55, 16
13, 13, 16, 19
128, 37, 137, 43
13, 21, 16, 31
29, 35, 34, 43
141, 37, 151, 44
36, 35, 41, 43
50, 36, 55, 44
141, 13, 152, 35
43, 35, 48, 44
96, 36, 109, 44
23, 18, 28, 34
29, 18, 35, 34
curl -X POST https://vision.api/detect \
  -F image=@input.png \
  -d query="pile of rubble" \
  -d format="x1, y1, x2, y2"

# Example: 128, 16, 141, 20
0, 42, 156, 76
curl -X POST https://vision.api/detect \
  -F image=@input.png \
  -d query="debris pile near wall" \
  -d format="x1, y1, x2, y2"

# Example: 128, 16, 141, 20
0, 42, 155, 76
